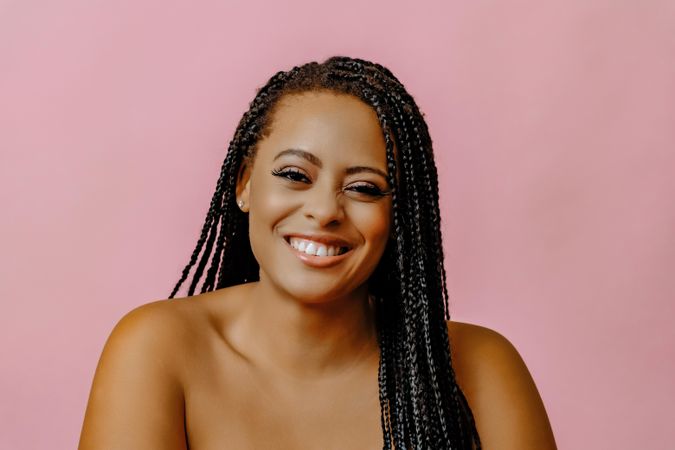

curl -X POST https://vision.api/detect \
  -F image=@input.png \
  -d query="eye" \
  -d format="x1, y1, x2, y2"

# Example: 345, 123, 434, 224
271, 167, 311, 184
271, 168, 391, 201
344, 182, 389, 199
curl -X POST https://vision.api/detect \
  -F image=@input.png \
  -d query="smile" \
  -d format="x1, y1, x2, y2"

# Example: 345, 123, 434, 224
282, 236, 354, 268
288, 237, 349, 256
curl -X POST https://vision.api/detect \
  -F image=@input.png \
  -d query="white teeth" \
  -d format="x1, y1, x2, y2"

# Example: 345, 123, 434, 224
288, 237, 343, 257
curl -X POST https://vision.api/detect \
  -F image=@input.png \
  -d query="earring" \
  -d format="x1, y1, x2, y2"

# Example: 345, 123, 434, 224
238, 200, 244, 209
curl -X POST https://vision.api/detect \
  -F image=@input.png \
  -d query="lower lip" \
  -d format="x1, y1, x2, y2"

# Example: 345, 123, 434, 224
283, 238, 352, 268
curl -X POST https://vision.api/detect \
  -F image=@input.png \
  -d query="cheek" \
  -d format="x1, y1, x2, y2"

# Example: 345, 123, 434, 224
246, 177, 297, 278
248, 178, 295, 236
352, 201, 391, 250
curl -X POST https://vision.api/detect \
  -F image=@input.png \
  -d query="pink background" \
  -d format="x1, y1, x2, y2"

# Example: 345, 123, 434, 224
1, 1, 674, 448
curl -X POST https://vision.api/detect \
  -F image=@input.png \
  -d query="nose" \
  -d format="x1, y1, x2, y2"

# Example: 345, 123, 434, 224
303, 179, 345, 227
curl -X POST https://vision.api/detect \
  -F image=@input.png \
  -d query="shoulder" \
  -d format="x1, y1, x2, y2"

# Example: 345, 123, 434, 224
446, 320, 557, 449
113, 298, 191, 337
446, 321, 531, 401
104, 299, 197, 370
79, 299, 198, 449
447, 320, 520, 376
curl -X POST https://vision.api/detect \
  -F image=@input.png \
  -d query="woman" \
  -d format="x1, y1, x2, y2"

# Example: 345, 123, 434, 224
79, 56, 557, 449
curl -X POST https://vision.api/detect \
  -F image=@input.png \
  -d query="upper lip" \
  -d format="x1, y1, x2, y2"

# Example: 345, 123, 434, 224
283, 233, 353, 249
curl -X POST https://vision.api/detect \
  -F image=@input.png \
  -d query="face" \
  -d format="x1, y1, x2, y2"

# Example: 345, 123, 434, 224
236, 91, 393, 304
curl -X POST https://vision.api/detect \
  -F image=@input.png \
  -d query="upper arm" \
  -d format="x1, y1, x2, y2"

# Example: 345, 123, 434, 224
79, 301, 188, 450
449, 321, 557, 450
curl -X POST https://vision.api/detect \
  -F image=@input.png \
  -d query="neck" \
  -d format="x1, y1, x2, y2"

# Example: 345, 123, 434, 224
231, 277, 379, 379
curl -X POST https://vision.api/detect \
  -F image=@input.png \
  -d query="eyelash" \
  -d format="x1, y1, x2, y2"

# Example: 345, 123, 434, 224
270, 168, 388, 198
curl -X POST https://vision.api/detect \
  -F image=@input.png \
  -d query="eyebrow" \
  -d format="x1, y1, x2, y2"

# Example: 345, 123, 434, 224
273, 148, 389, 180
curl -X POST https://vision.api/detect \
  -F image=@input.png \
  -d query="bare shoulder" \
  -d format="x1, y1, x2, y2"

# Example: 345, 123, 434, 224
447, 320, 557, 450
98, 298, 200, 372
79, 298, 197, 450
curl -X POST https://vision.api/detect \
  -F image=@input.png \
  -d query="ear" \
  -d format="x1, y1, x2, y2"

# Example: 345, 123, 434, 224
235, 160, 252, 213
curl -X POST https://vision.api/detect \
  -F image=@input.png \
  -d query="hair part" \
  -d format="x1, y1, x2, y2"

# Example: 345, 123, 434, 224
169, 55, 481, 449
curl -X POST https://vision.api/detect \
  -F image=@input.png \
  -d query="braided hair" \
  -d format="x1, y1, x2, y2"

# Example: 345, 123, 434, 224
169, 56, 481, 450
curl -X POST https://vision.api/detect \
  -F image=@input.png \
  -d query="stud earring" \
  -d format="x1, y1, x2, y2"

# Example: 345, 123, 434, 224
238, 200, 244, 209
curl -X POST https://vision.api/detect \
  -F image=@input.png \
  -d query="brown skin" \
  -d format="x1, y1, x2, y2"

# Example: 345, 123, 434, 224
79, 92, 557, 449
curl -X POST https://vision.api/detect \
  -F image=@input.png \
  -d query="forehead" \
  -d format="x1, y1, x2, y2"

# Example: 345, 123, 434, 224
256, 91, 387, 165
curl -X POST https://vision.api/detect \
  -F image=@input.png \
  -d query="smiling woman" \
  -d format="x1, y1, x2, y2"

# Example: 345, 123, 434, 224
79, 56, 557, 450
238, 92, 393, 303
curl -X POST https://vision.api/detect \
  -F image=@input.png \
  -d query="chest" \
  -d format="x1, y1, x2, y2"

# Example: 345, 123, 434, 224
182, 342, 384, 450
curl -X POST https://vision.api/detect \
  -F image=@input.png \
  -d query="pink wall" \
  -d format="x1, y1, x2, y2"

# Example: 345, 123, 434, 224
1, 1, 673, 448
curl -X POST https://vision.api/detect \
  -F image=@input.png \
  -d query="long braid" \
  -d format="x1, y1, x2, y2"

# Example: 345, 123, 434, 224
381, 86, 445, 446
169, 56, 482, 450
330, 61, 428, 448
393, 93, 454, 445
373, 73, 476, 447
337, 63, 455, 447
364, 87, 428, 449
380, 127, 409, 449
411, 114, 468, 445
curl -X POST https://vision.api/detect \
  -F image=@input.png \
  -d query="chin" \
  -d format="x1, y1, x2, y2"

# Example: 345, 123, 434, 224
280, 279, 354, 305
267, 267, 372, 305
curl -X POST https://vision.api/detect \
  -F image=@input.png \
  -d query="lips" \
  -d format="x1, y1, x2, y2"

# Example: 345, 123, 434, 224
281, 233, 355, 268
282, 233, 353, 249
